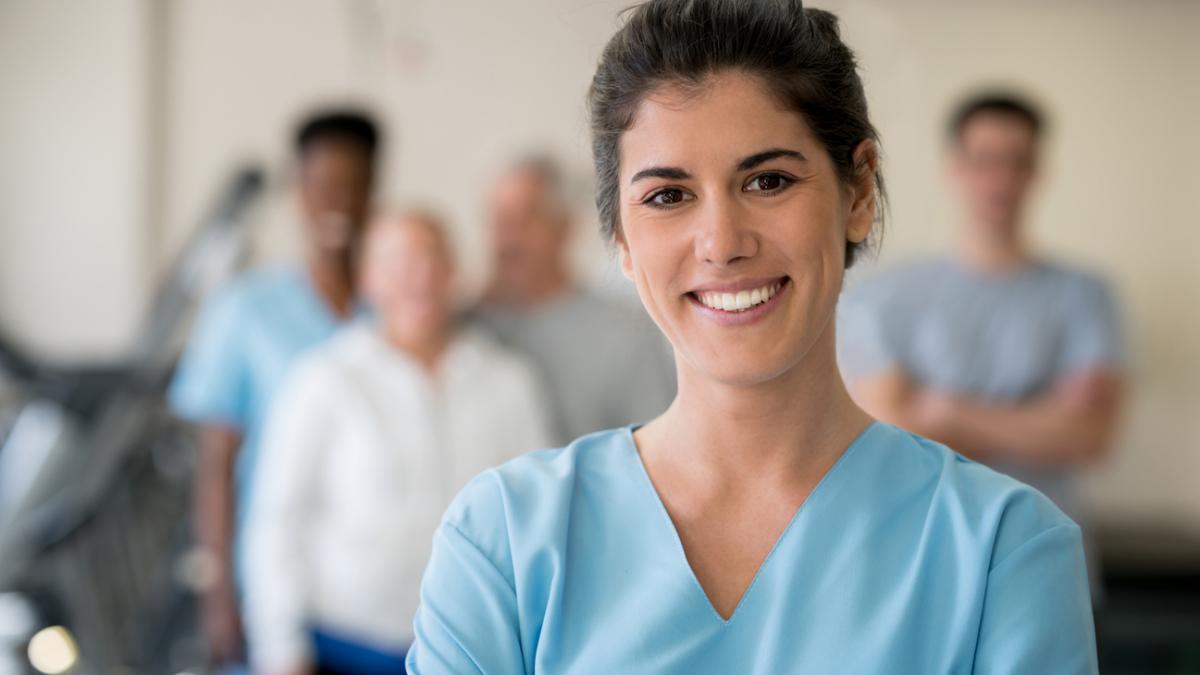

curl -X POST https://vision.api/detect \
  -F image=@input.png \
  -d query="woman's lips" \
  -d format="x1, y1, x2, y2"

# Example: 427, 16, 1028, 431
686, 277, 790, 325
691, 277, 786, 312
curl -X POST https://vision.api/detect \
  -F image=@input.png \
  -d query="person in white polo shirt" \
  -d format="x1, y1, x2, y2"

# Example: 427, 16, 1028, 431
242, 209, 553, 675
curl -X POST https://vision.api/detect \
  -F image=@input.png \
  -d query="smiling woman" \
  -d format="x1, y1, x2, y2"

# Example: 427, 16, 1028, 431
406, 1, 1099, 674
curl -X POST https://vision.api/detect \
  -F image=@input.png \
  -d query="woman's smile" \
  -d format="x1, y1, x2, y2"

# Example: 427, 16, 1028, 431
686, 276, 791, 326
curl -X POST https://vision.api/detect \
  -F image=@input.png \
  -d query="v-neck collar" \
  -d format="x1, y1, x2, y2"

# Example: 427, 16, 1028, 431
620, 421, 881, 625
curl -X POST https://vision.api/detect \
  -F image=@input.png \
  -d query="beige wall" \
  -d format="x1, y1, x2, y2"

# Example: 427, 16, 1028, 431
3, 0, 1198, 524
161, 0, 627, 295
0, 0, 153, 360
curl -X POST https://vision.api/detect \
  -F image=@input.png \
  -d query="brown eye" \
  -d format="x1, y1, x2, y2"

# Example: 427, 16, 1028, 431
647, 188, 686, 206
744, 172, 793, 193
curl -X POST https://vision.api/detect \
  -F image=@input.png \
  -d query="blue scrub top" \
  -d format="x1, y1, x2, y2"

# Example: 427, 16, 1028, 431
408, 422, 1098, 674
169, 265, 348, 572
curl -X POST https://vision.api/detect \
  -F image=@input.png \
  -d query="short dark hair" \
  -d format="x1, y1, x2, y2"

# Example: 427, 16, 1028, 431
588, 0, 884, 267
948, 92, 1043, 142
294, 109, 381, 157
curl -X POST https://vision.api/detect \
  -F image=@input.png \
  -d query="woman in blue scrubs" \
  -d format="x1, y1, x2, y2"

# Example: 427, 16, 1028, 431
408, 1, 1098, 673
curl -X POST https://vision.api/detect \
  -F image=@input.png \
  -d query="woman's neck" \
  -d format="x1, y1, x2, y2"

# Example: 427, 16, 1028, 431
640, 332, 871, 492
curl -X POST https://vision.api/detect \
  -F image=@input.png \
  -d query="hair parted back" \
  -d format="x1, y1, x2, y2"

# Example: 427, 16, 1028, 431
588, 0, 885, 267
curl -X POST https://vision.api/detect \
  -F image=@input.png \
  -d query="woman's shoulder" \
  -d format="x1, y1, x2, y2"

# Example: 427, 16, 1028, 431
863, 422, 1081, 562
446, 428, 632, 512
440, 429, 633, 550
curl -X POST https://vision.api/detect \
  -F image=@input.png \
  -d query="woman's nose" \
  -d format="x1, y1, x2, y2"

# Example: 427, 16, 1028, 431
694, 196, 757, 266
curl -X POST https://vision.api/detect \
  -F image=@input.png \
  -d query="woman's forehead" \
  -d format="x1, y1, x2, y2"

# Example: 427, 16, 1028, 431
620, 73, 818, 173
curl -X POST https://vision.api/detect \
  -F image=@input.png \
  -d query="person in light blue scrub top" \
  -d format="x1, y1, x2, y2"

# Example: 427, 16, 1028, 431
407, 1, 1099, 673
171, 110, 380, 668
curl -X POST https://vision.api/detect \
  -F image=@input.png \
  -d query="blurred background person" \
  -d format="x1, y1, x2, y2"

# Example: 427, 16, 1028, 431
243, 210, 552, 675
473, 156, 675, 443
839, 92, 1126, 594
169, 110, 381, 667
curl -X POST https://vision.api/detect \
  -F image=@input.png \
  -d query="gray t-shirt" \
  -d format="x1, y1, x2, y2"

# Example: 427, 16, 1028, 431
472, 289, 676, 445
837, 257, 1124, 522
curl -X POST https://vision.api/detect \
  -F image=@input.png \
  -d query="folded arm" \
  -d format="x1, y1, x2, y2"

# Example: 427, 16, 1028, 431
851, 367, 1123, 468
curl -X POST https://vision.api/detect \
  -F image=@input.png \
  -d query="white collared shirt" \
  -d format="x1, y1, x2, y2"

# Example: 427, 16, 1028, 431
243, 322, 554, 672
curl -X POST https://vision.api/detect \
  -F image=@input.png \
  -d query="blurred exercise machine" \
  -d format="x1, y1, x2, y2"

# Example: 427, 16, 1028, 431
0, 167, 264, 675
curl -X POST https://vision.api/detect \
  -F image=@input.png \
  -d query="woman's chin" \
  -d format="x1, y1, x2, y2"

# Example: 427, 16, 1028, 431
682, 352, 802, 389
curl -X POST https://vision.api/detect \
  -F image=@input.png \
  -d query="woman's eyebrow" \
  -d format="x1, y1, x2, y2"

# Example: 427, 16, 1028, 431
630, 166, 691, 184
628, 149, 805, 184
736, 148, 807, 171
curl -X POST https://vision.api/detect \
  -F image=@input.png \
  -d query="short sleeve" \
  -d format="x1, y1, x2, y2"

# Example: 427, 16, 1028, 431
407, 475, 527, 675
169, 285, 252, 426
973, 524, 1098, 674
1057, 276, 1125, 375
836, 288, 900, 382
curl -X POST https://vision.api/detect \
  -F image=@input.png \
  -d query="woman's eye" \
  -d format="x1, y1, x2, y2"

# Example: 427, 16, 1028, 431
645, 188, 687, 207
745, 173, 793, 193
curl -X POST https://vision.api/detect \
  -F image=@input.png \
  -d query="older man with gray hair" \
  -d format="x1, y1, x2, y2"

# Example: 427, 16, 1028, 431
473, 156, 675, 443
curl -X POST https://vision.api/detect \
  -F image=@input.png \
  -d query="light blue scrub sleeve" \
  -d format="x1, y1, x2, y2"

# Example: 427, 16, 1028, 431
973, 524, 1098, 674
169, 286, 250, 426
408, 476, 526, 675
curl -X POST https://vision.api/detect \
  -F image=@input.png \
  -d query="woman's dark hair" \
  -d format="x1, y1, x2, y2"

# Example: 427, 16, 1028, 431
588, 0, 884, 267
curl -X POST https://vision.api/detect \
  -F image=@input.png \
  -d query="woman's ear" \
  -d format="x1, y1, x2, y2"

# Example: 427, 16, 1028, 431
615, 226, 635, 281
847, 139, 879, 245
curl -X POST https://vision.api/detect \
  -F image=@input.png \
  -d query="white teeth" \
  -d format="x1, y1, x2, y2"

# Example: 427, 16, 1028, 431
696, 280, 784, 312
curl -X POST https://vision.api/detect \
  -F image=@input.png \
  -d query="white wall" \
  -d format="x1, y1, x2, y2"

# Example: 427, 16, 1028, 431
3, 0, 1198, 525
0, 0, 153, 361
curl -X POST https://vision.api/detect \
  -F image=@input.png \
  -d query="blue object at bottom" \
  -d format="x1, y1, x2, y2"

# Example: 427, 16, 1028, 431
312, 627, 408, 675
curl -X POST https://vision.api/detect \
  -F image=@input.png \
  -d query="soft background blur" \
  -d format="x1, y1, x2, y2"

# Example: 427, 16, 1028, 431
3, 0, 1197, 531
